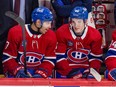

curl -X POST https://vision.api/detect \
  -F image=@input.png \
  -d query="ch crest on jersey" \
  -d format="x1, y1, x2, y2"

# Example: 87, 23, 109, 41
19, 52, 43, 67
67, 48, 89, 63
67, 40, 74, 47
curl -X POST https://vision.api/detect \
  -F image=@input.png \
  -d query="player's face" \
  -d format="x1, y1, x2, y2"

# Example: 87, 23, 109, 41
39, 21, 52, 34
71, 18, 85, 34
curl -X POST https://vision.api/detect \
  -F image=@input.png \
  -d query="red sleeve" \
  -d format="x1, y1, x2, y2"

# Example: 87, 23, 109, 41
2, 25, 22, 75
56, 28, 67, 53
38, 31, 57, 76
89, 29, 103, 71
90, 30, 103, 56
55, 26, 71, 75
105, 40, 116, 70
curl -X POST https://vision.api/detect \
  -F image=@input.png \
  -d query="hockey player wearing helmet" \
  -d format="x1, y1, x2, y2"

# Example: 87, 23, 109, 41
2, 7, 57, 78
55, 6, 103, 79
31, 7, 53, 34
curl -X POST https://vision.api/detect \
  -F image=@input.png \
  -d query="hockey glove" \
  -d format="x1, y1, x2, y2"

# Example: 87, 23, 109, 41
56, 0, 64, 6
108, 68, 116, 81
33, 70, 48, 78
14, 66, 32, 78
67, 68, 83, 79
82, 68, 95, 79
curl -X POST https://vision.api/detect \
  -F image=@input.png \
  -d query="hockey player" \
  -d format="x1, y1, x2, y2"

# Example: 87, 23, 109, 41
55, 6, 103, 79
2, 7, 57, 78
105, 30, 116, 81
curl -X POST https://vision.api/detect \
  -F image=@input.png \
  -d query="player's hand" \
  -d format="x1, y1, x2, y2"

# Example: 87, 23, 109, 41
108, 68, 116, 81
32, 70, 48, 78
14, 66, 32, 78
82, 68, 95, 79
67, 68, 83, 79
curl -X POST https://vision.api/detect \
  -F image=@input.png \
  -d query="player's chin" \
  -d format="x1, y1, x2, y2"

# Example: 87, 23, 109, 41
74, 29, 81, 33
75, 31, 82, 34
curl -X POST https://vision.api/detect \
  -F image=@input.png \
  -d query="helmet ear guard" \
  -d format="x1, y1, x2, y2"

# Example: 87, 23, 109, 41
70, 6, 88, 21
31, 7, 53, 24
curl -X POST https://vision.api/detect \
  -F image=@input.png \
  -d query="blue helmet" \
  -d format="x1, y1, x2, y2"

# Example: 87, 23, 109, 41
31, 7, 53, 23
70, 6, 88, 20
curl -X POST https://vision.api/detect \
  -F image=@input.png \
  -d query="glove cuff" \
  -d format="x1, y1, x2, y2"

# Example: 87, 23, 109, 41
83, 69, 90, 73
35, 70, 47, 78
13, 66, 24, 76
67, 68, 83, 78
108, 68, 116, 81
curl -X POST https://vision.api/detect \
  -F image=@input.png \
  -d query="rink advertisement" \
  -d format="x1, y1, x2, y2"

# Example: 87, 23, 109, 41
0, 78, 115, 86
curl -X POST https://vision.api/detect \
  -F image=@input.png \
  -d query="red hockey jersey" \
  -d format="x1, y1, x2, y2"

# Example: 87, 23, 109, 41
56, 24, 103, 75
2, 24, 57, 77
105, 30, 116, 71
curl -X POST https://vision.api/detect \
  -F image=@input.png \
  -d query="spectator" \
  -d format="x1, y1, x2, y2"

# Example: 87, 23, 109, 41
55, 6, 103, 79
2, 7, 57, 78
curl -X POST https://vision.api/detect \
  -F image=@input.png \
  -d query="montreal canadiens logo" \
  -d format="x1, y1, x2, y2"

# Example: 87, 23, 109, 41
67, 49, 89, 63
20, 52, 43, 67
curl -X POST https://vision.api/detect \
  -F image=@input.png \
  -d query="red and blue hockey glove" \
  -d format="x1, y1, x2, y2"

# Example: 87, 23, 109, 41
67, 68, 83, 79
107, 68, 116, 81
33, 69, 48, 78
14, 66, 32, 78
